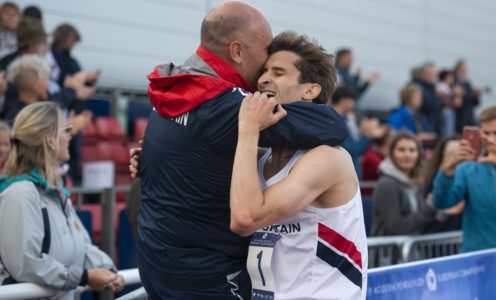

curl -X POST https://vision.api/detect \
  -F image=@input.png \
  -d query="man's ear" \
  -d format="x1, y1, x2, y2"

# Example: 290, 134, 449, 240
228, 40, 243, 64
302, 83, 322, 101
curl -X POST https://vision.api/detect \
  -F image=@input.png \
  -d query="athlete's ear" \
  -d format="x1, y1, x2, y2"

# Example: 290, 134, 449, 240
302, 83, 322, 102
229, 40, 243, 64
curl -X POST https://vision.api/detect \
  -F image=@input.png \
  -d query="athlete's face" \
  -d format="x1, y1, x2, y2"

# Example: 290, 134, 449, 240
257, 51, 315, 105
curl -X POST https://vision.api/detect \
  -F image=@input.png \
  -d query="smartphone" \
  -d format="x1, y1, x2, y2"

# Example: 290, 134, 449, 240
463, 126, 481, 160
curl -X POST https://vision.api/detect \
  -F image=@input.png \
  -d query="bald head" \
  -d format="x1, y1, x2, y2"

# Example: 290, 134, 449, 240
201, 1, 270, 55
200, 1, 272, 88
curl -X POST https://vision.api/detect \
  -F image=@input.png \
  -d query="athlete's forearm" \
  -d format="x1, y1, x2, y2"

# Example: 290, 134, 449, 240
230, 127, 264, 236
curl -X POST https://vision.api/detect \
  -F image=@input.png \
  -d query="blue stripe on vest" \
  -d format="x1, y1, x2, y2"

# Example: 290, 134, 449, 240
316, 241, 362, 288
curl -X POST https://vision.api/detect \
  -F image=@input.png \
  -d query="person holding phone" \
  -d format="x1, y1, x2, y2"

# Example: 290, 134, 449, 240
433, 104, 496, 252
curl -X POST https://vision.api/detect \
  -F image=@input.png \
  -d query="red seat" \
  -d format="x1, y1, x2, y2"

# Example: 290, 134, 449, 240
81, 121, 98, 139
81, 144, 98, 162
95, 117, 126, 140
134, 118, 148, 141
95, 142, 130, 169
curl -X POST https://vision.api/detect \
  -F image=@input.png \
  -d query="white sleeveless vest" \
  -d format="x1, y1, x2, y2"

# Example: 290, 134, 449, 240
247, 149, 368, 300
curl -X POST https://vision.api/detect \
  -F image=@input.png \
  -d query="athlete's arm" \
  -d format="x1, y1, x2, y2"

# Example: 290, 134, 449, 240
230, 94, 339, 236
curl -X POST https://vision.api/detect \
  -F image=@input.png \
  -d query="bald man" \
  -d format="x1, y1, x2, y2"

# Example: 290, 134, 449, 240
137, 2, 347, 298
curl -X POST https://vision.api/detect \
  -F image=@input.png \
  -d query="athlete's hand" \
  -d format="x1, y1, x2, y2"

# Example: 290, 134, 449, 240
129, 140, 143, 178
239, 92, 287, 132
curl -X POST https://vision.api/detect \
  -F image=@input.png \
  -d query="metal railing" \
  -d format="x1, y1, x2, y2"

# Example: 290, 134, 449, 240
367, 231, 463, 268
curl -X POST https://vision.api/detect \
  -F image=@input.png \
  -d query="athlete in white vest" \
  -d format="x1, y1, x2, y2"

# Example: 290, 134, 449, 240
230, 32, 368, 300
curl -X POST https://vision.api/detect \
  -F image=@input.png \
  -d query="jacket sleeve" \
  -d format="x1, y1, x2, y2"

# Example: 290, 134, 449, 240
259, 101, 348, 148
373, 179, 435, 235
432, 167, 467, 209
0, 183, 82, 290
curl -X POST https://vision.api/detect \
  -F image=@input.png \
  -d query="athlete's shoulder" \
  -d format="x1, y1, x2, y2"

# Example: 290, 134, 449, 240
303, 145, 352, 165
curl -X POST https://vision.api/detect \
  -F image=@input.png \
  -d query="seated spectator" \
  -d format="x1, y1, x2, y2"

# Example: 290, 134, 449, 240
2, 54, 49, 123
0, 102, 123, 295
0, 120, 10, 172
330, 87, 386, 178
2, 54, 48, 115
360, 125, 392, 196
388, 83, 437, 145
0, 2, 20, 58
433, 105, 496, 252
372, 131, 437, 236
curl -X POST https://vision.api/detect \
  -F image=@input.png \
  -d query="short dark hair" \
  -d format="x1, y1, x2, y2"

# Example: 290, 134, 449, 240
52, 23, 80, 50
438, 69, 452, 81
22, 5, 42, 20
268, 31, 336, 104
331, 87, 356, 104
336, 48, 351, 63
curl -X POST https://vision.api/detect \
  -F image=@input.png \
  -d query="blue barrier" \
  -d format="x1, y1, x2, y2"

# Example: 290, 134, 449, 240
367, 248, 496, 299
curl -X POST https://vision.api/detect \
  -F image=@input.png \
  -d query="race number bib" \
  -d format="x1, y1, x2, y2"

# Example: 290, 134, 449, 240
247, 231, 281, 299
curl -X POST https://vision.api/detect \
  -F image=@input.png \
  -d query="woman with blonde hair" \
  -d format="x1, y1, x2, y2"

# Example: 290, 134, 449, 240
0, 102, 123, 297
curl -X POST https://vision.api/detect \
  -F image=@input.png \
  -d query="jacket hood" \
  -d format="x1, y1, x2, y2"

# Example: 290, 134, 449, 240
378, 158, 413, 186
147, 45, 254, 118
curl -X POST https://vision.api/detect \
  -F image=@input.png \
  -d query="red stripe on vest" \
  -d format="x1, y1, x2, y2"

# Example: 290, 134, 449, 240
318, 222, 362, 269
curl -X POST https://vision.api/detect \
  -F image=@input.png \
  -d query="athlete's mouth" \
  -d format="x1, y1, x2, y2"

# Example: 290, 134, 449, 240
260, 90, 276, 98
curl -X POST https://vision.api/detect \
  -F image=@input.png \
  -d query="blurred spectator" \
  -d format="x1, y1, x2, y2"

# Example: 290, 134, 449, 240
0, 18, 93, 103
335, 48, 379, 99
51, 23, 97, 88
2, 54, 49, 123
433, 105, 496, 252
0, 69, 6, 99
0, 102, 123, 295
388, 83, 437, 144
453, 60, 486, 133
414, 63, 443, 136
0, 17, 48, 70
0, 2, 20, 58
372, 131, 437, 236
330, 86, 386, 178
436, 69, 463, 137
0, 120, 10, 171
361, 125, 392, 196
423, 135, 464, 233
22, 5, 42, 21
